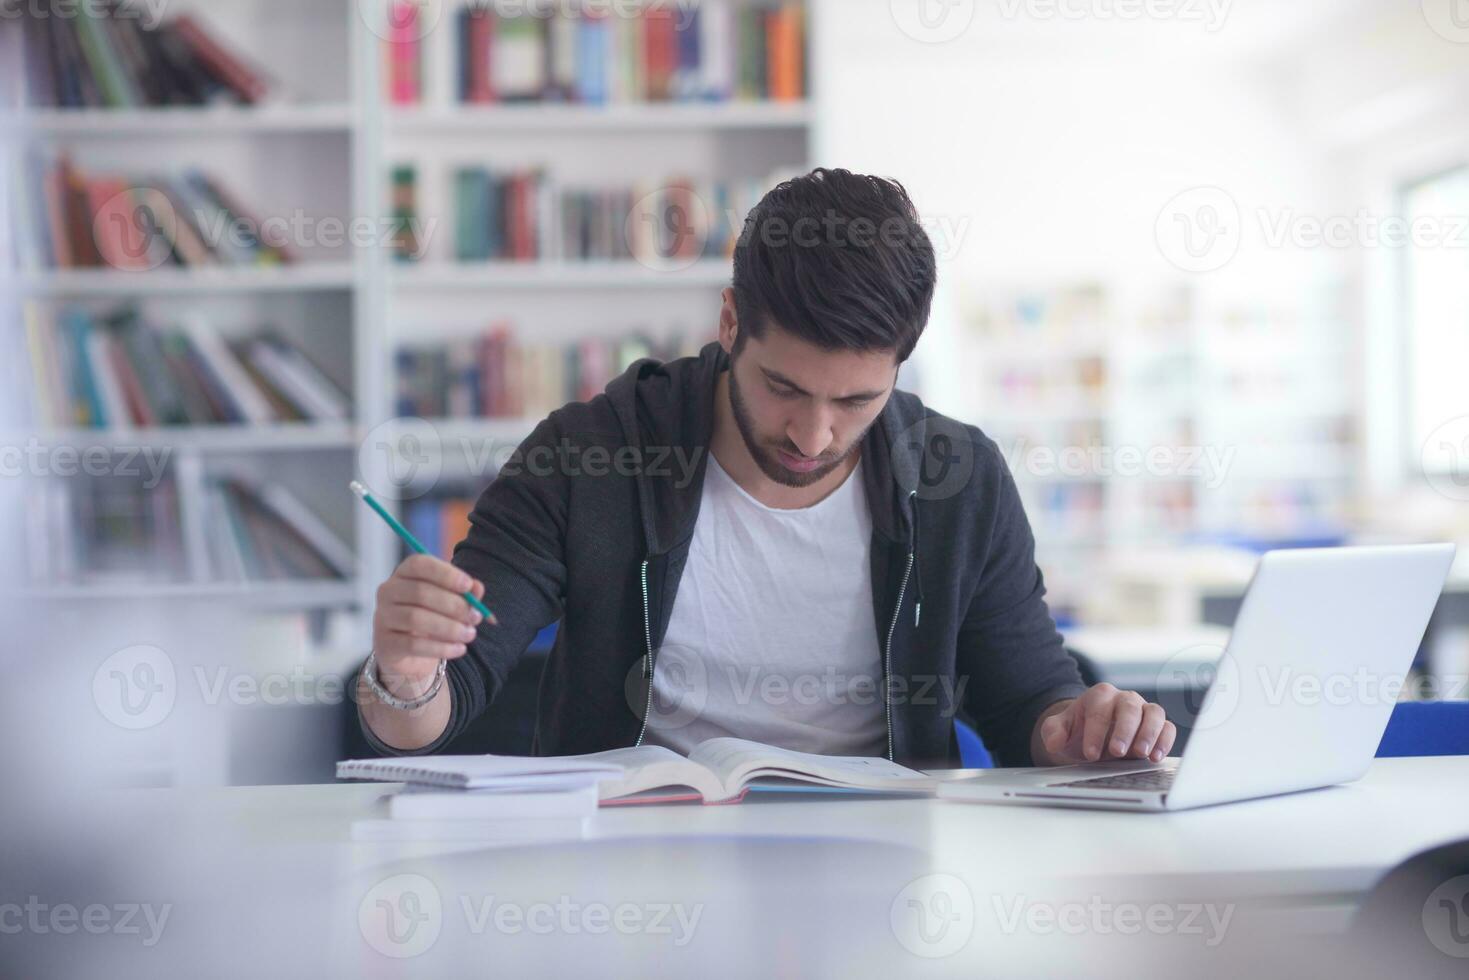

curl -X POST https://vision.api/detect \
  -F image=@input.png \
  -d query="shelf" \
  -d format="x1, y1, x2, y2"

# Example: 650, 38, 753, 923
11, 579, 359, 608
0, 104, 356, 137
385, 101, 811, 134
4, 422, 359, 453
389, 260, 732, 291
2, 263, 358, 297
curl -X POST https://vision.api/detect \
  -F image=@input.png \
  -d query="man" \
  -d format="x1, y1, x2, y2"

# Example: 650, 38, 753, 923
357, 167, 1176, 768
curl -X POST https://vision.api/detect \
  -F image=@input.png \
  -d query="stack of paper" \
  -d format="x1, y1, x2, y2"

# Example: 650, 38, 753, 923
338, 755, 622, 844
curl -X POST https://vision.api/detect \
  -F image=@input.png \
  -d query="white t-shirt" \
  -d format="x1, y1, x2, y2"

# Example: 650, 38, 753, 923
643, 451, 887, 756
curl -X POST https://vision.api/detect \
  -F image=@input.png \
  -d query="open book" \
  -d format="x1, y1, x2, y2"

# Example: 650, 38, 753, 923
337, 738, 937, 805
584, 738, 937, 804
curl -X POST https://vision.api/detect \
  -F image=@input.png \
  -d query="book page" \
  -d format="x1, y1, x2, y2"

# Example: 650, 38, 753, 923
568, 746, 725, 802
687, 738, 938, 798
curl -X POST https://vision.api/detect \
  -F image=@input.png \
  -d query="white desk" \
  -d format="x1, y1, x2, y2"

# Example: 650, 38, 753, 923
12, 757, 1466, 979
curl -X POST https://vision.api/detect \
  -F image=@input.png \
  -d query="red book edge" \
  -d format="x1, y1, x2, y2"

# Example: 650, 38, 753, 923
599, 787, 750, 807
171, 14, 271, 104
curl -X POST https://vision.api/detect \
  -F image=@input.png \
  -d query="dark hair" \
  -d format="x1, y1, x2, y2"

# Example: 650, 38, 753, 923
731, 167, 936, 364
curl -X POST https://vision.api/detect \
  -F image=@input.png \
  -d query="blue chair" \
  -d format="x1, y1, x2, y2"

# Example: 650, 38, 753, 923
954, 718, 993, 768
954, 648, 1102, 768
1375, 701, 1469, 757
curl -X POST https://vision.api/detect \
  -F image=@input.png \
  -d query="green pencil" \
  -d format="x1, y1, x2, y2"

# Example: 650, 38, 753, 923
350, 480, 498, 626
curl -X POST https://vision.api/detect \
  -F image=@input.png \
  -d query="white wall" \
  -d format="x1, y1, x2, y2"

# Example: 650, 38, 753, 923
810, 0, 1365, 419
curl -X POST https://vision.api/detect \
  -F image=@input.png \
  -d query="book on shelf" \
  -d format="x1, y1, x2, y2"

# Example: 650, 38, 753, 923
403, 494, 476, 563
5, 152, 292, 272
438, 165, 780, 265
7, 5, 273, 110
337, 736, 937, 805
394, 324, 708, 421
17, 302, 350, 430
385, 0, 806, 107
19, 462, 351, 589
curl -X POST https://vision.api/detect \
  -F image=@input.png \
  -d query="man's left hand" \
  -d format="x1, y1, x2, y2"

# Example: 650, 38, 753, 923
1032, 684, 1177, 766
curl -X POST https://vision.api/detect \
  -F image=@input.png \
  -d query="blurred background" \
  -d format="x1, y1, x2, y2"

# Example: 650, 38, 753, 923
1, 0, 1466, 787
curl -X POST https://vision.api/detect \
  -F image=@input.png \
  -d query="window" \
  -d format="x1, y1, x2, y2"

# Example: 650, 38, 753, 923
1403, 165, 1469, 474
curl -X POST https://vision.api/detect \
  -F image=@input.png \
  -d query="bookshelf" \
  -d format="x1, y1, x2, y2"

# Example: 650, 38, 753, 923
955, 280, 1356, 624
3, 0, 814, 681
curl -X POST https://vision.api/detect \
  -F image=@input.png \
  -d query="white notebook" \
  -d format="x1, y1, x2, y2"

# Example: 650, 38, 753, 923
336, 754, 621, 790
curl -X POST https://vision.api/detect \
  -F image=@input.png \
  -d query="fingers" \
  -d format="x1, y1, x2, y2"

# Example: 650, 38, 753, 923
1040, 705, 1076, 755
382, 575, 482, 626
398, 554, 477, 595
1103, 691, 1147, 758
1153, 720, 1178, 761
1122, 702, 1168, 761
380, 603, 480, 646
373, 630, 468, 664
1079, 685, 1118, 761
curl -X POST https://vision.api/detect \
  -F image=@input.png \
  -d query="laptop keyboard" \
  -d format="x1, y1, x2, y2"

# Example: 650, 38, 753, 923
1050, 767, 1177, 791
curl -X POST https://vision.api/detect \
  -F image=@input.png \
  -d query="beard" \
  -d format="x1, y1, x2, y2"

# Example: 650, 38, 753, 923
726, 365, 867, 488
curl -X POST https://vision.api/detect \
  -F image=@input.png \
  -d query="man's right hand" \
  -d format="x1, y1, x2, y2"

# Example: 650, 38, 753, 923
360, 554, 486, 750
371, 554, 486, 697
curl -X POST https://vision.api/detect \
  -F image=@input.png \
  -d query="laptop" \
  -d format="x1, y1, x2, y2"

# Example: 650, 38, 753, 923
937, 544, 1456, 812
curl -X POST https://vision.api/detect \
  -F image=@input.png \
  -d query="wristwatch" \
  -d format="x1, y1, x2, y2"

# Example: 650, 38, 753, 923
362, 650, 446, 711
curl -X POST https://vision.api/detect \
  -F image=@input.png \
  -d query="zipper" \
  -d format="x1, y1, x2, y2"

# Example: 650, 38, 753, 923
634, 557, 654, 747
885, 549, 915, 762
884, 489, 919, 761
